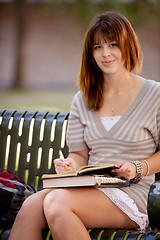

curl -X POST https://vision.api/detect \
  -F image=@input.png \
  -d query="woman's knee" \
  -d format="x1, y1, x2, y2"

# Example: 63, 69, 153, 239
16, 194, 39, 219
16, 189, 48, 220
43, 189, 70, 220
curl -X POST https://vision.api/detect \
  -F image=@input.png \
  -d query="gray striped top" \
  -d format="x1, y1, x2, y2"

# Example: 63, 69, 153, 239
66, 79, 160, 215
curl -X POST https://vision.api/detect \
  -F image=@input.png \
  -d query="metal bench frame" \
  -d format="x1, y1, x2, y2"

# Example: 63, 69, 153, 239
0, 109, 160, 240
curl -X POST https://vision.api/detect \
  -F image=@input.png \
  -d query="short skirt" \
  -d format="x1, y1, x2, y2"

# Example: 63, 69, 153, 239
97, 187, 148, 230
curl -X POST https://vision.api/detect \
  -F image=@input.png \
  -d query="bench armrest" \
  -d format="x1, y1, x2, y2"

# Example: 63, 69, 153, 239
148, 181, 160, 230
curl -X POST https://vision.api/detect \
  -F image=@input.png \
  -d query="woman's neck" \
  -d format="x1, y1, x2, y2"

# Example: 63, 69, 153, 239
103, 71, 134, 95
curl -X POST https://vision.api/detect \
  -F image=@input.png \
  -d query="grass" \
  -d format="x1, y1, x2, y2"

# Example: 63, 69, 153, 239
0, 88, 77, 112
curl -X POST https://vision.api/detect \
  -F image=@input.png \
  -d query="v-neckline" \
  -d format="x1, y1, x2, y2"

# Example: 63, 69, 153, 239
92, 80, 151, 137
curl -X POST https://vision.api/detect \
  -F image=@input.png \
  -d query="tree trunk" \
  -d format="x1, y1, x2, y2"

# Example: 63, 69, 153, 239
13, 0, 27, 89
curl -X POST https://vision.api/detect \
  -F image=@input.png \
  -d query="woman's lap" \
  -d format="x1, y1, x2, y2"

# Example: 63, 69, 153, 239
42, 187, 138, 229
9, 187, 138, 240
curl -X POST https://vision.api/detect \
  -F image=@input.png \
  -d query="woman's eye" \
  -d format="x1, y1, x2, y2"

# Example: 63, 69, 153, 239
94, 45, 101, 50
110, 43, 117, 47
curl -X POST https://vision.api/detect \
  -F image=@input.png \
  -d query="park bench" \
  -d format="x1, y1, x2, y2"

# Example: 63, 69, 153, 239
0, 109, 160, 240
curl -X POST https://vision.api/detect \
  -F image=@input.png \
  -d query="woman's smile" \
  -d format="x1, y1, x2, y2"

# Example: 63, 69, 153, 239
102, 60, 115, 66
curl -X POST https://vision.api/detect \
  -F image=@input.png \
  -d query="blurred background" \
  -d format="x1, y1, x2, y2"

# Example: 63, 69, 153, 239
0, 0, 159, 111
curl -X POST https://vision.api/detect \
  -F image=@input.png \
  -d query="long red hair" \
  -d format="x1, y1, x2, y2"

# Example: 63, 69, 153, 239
79, 11, 143, 110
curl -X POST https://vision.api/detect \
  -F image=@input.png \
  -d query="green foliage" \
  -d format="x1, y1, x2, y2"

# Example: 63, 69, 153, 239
71, 0, 97, 27
40, 0, 160, 28
100, 0, 160, 28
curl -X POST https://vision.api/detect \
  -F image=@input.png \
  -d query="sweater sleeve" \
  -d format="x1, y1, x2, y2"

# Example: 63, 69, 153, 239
66, 92, 88, 152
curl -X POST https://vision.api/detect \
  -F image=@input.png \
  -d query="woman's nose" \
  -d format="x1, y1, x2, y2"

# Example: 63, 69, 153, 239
102, 46, 110, 57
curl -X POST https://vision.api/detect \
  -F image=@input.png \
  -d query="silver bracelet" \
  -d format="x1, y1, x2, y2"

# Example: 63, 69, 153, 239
142, 160, 149, 176
131, 161, 143, 174
130, 161, 142, 184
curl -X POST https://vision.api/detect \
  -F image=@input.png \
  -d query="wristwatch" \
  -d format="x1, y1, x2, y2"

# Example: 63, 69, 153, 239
130, 161, 142, 184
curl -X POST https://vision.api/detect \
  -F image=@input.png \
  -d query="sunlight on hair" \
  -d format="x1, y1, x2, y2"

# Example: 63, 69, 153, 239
40, 119, 46, 141
5, 135, 11, 169
61, 120, 67, 148
50, 119, 56, 142
15, 142, 21, 171
28, 118, 35, 146
8, 117, 13, 130
18, 118, 24, 136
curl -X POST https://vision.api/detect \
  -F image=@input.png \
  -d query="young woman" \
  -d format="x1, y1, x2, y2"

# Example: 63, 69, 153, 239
9, 11, 160, 240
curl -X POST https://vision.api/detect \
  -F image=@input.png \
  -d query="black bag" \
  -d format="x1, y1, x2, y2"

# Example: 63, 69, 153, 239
0, 169, 36, 231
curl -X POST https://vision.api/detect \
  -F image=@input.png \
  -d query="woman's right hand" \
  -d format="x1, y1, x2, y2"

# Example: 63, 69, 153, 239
54, 150, 88, 174
54, 157, 74, 174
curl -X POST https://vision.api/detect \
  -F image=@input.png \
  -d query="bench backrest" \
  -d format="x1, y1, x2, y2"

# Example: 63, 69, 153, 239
0, 109, 69, 190
0, 109, 159, 191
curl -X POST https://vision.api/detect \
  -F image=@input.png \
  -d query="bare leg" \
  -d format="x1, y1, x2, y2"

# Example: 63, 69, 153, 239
43, 187, 139, 240
9, 189, 51, 240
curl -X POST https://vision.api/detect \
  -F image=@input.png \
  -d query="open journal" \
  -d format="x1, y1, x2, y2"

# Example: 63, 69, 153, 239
42, 164, 130, 188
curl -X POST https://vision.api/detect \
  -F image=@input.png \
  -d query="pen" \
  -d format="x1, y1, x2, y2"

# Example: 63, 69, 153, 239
59, 150, 68, 169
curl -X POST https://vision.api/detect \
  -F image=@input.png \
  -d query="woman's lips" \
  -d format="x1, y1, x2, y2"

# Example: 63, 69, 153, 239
102, 60, 115, 65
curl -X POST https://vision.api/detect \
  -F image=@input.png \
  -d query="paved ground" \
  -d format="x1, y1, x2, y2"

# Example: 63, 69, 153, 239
0, 89, 77, 111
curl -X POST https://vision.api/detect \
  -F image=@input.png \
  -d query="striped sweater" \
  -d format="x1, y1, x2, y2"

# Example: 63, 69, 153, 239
66, 79, 160, 215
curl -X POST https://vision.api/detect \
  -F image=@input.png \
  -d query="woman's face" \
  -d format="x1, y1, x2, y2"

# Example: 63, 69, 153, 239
93, 33, 125, 76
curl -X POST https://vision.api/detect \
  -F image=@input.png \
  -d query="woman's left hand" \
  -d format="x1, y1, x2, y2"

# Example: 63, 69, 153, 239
112, 161, 137, 180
